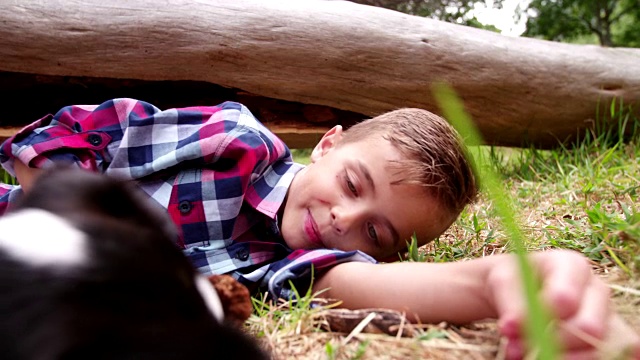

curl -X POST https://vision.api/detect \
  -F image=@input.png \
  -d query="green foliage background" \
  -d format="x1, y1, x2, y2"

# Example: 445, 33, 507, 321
350, 0, 639, 47
524, 0, 640, 47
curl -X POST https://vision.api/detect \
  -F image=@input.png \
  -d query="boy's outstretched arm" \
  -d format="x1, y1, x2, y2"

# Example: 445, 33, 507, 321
315, 255, 498, 324
314, 250, 640, 358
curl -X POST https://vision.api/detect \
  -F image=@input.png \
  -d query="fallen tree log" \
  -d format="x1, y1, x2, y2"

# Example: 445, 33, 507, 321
0, 0, 639, 148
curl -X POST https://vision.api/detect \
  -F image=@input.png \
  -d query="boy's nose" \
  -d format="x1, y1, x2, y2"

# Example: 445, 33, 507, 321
330, 205, 363, 235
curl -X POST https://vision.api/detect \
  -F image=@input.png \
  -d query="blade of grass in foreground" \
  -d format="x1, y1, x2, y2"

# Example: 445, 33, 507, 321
432, 84, 560, 359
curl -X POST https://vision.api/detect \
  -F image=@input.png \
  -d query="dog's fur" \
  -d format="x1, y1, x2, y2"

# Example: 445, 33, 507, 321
0, 169, 267, 360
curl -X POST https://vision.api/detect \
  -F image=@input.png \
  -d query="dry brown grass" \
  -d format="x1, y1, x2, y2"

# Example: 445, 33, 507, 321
247, 298, 503, 360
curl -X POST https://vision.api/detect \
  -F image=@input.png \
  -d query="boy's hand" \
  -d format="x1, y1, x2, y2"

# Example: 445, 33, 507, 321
486, 250, 640, 359
13, 160, 43, 193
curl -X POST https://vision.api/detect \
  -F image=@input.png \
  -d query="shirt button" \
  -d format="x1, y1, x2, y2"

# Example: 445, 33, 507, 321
178, 200, 192, 214
236, 248, 250, 261
87, 134, 102, 146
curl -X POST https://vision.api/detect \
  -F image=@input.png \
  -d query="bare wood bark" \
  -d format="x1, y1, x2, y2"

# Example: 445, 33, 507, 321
0, 128, 18, 142
0, 0, 638, 147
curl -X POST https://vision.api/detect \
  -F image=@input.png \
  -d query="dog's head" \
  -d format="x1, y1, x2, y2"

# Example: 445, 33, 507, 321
0, 169, 266, 359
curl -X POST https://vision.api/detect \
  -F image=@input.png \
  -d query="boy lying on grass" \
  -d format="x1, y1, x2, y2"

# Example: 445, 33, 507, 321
1, 99, 638, 358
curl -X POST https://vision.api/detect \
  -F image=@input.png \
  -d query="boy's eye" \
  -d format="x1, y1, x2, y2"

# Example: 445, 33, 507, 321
367, 223, 378, 242
346, 175, 358, 196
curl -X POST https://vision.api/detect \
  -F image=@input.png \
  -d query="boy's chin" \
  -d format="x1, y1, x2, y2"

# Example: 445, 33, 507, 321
278, 227, 302, 250
281, 233, 319, 251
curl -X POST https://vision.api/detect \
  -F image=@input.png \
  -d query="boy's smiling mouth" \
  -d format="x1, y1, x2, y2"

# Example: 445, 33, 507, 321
304, 210, 324, 248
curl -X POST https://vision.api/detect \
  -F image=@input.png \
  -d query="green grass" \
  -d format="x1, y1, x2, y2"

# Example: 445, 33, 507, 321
291, 148, 313, 165
1, 169, 17, 185
249, 279, 334, 338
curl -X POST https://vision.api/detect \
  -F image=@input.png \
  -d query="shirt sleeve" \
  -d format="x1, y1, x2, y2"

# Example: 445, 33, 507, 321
0, 110, 109, 175
235, 248, 377, 300
0, 100, 160, 176
0, 183, 22, 216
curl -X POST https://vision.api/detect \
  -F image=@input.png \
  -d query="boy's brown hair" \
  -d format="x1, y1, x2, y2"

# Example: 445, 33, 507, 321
341, 108, 477, 218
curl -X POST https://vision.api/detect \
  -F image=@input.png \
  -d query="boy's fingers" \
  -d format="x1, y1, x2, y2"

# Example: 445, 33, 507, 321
487, 257, 525, 339
489, 251, 639, 359
534, 251, 614, 352
504, 338, 525, 360
556, 278, 610, 350
535, 250, 592, 320
493, 251, 590, 335
563, 349, 600, 360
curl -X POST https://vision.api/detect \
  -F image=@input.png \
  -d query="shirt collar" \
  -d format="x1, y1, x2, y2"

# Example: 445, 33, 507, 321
245, 162, 305, 220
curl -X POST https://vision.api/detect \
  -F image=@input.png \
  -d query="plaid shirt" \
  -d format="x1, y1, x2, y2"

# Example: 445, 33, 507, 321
0, 99, 375, 299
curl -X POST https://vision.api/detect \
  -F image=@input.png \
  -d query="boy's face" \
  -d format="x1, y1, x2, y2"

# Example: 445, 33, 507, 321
281, 126, 452, 260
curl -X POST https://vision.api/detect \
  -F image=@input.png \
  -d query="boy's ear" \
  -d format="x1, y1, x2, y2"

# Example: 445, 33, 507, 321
310, 125, 343, 163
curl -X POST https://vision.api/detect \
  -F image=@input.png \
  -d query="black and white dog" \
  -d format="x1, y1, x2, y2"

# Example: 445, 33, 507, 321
0, 169, 267, 360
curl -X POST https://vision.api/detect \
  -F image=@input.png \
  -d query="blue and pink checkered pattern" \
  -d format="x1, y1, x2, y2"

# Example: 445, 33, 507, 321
0, 99, 375, 299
